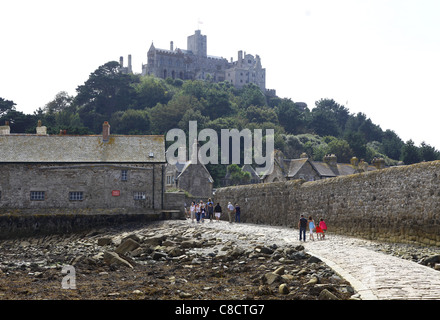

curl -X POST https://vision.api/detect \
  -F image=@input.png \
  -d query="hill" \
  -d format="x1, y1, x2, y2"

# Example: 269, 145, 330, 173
1, 60, 439, 186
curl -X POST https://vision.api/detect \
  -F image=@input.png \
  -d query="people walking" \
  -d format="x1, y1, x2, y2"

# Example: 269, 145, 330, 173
207, 198, 214, 222
190, 202, 196, 223
227, 202, 235, 223
195, 202, 201, 223
200, 200, 206, 223
298, 214, 307, 241
214, 203, 222, 222
319, 218, 328, 239
234, 203, 241, 223
308, 216, 315, 241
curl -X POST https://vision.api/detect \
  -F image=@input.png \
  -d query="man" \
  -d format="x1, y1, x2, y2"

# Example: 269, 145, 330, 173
298, 215, 307, 241
234, 203, 241, 223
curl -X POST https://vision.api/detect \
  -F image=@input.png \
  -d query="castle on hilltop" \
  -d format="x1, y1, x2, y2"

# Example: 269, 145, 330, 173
139, 30, 268, 92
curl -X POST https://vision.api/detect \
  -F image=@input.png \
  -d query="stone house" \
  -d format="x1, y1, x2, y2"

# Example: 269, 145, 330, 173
0, 121, 166, 215
165, 161, 214, 199
165, 139, 214, 199
260, 151, 379, 183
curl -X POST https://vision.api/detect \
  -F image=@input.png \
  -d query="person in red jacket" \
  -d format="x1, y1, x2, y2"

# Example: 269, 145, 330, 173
319, 218, 328, 239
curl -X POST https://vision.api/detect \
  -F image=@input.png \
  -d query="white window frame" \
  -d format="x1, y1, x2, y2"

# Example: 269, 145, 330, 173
30, 191, 45, 201
121, 170, 128, 181
133, 192, 146, 200
69, 191, 84, 201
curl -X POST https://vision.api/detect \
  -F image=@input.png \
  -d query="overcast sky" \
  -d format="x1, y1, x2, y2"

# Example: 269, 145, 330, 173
1, 0, 440, 149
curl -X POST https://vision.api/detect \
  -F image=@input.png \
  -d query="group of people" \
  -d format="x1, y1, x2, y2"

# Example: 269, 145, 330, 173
185, 199, 241, 224
184, 201, 327, 242
298, 215, 327, 241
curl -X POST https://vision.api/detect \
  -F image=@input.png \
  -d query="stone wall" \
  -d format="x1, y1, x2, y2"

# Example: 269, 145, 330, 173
215, 161, 440, 246
0, 212, 168, 239
0, 163, 164, 212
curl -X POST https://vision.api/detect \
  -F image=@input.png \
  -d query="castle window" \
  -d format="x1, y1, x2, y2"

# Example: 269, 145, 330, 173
121, 170, 128, 181
69, 192, 84, 201
30, 191, 45, 201
134, 192, 146, 200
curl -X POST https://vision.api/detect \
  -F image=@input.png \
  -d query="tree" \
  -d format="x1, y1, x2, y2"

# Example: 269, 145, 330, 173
133, 76, 171, 109
227, 164, 251, 186
74, 61, 136, 119
401, 140, 421, 165
238, 83, 267, 109
43, 91, 73, 114
245, 105, 278, 124
313, 99, 349, 132
309, 109, 340, 137
344, 131, 367, 159
419, 142, 439, 161
381, 129, 404, 160
111, 109, 150, 134
0, 97, 16, 118
325, 138, 353, 163
0, 109, 37, 133
275, 99, 309, 134
148, 95, 203, 134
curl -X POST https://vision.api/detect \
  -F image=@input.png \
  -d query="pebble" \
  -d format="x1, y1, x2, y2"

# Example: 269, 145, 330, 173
1, 219, 439, 300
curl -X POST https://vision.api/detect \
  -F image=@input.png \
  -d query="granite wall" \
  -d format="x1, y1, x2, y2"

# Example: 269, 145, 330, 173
215, 160, 440, 246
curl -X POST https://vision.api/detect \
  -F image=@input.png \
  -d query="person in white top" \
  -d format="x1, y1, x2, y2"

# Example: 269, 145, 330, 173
190, 202, 196, 223
227, 202, 235, 223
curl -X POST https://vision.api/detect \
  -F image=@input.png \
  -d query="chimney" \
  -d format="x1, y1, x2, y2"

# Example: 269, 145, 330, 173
358, 159, 368, 172
36, 120, 47, 135
350, 156, 359, 168
323, 154, 337, 168
170, 41, 174, 51
0, 121, 10, 135
372, 157, 385, 170
128, 54, 132, 73
119, 56, 124, 67
102, 121, 110, 142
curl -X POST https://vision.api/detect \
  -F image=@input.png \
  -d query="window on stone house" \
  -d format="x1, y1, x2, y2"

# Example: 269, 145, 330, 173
133, 192, 146, 200
69, 192, 84, 201
30, 191, 45, 201
0, 190, 2, 200
121, 170, 128, 181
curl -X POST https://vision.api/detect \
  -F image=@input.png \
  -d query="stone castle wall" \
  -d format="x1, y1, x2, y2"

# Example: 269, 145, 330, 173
215, 160, 440, 246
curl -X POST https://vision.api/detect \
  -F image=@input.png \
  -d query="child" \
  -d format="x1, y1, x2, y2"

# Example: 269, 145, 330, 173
319, 218, 328, 239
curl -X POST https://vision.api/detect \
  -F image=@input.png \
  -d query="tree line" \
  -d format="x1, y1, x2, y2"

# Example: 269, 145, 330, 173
1, 60, 439, 185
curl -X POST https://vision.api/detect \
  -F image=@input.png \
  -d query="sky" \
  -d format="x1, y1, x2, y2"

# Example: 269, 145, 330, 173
1, 0, 440, 150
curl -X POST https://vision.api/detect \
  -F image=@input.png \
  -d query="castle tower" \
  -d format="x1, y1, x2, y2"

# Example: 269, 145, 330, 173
187, 30, 207, 57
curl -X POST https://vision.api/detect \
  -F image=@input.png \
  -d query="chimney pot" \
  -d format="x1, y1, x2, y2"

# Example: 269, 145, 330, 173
0, 121, 10, 134
103, 121, 110, 142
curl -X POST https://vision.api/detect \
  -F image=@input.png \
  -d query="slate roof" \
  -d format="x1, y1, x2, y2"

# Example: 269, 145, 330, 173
0, 134, 165, 163
175, 161, 214, 184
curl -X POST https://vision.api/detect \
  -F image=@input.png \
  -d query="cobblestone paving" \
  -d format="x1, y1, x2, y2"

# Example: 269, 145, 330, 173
187, 220, 440, 300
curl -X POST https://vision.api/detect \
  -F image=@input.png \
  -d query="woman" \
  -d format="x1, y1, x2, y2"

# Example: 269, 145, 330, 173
308, 216, 315, 241
214, 203, 222, 222
195, 202, 201, 223
190, 202, 196, 223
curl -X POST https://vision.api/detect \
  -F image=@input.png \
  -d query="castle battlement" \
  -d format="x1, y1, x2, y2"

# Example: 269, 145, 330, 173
141, 30, 266, 91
